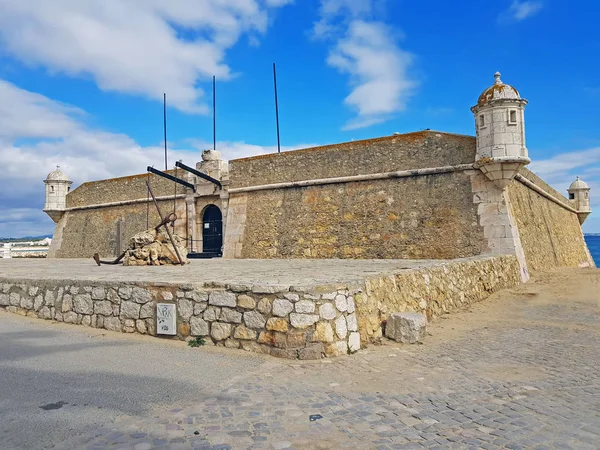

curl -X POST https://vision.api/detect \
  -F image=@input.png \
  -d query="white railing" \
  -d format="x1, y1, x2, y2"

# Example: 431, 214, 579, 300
1, 243, 49, 258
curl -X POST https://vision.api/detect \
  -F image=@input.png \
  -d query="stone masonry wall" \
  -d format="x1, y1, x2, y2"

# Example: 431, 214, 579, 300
54, 199, 187, 259
235, 171, 488, 259
507, 172, 593, 272
354, 255, 521, 344
229, 131, 476, 189
0, 280, 361, 360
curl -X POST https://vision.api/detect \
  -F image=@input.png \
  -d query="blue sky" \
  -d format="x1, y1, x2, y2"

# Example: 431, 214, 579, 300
0, 0, 599, 237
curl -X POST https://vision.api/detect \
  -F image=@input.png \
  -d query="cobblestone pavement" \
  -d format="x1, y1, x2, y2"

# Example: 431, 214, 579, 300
34, 269, 600, 449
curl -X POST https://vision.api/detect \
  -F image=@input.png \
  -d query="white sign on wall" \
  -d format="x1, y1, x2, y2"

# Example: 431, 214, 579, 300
156, 303, 176, 335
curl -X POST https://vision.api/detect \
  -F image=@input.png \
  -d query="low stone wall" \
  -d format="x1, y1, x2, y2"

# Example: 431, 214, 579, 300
355, 255, 521, 344
0, 255, 520, 358
0, 280, 360, 359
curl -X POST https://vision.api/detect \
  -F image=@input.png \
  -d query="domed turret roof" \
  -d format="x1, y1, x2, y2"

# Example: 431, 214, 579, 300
45, 166, 70, 181
476, 72, 522, 106
569, 177, 589, 190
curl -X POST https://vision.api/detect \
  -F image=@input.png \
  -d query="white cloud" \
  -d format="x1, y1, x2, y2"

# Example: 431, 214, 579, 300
0, 0, 290, 113
187, 139, 318, 160
499, 1, 543, 23
0, 80, 308, 238
312, 1, 416, 130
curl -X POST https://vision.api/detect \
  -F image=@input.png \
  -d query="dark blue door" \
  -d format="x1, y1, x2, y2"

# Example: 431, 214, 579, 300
202, 205, 222, 255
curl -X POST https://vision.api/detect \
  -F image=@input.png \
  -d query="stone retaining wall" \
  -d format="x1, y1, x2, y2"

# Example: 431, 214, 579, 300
0, 255, 521, 359
0, 280, 360, 359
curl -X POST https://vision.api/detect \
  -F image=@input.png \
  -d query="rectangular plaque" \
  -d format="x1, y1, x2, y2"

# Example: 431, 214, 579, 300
156, 303, 176, 335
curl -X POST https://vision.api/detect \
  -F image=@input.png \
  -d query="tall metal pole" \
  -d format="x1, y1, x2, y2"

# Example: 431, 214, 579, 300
213, 76, 216, 151
163, 93, 168, 171
273, 63, 281, 153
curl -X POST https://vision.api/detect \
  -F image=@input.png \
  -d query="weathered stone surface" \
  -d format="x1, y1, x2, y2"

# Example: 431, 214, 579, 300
20, 295, 34, 310
61, 294, 72, 312
273, 299, 293, 317
44, 290, 56, 307
295, 300, 315, 314
63, 311, 78, 324
132, 287, 152, 304
139, 302, 154, 319
177, 299, 193, 321
298, 343, 323, 360
190, 317, 209, 336
120, 301, 141, 320
224, 338, 240, 349
334, 315, 348, 339
244, 311, 266, 329
319, 303, 336, 320
193, 302, 207, 315
266, 318, 289, 332
0, 293, 8, 306
240, 341, 271, 355
203, 306, 221, 321
130, 229, 156, 248
237, 295, 256, 309
38, 306, 52, 320
91, 287, 105, 300
94, 300, 113, 316
33, 295, 44, 311
123, 319, 136, 332
322, 292, 336, 300
283, 293, 300, 302
118, 286, 132, 299
9, 292, 20, 307
233, 325, 256, 340
269, 347, 298, 359
347, 296, 355, 313
335, 295, 348, 312
136, 319, 147, 334
73, 294, 93, 315
209, 291, 237, 307
348, 333, 360, 353
161, 291, 173, 301
257, 298, 272, 315
191, 290, 208, 302
385, 312, 428, 344
325, 341, 348, 357
28, 286, 39, 296
220, 308, 242, 324
346, 313, 358, 332
251, 284, 287, 294
312, 322, 334, 343
82, 315, 92, 327
290, 313, 319, 329
211, 322, 232, 341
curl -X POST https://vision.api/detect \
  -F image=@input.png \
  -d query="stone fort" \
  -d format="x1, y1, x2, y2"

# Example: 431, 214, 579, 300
43, 72, 594, 278
4, 72, 590, 358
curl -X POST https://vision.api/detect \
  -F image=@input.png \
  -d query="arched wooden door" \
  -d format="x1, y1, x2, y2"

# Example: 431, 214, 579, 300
202, 205, 222, 255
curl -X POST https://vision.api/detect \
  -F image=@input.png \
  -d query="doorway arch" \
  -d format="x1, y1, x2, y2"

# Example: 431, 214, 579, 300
202, 205, 223, 255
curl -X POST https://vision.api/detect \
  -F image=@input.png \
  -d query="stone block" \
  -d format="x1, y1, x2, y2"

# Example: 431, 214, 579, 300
0, 293, 8, 306
298, 343, 323, 360
120, 301, 141, 320
237, 295, 256, 309
203, 306, 221, 321
346, 313, 358, 332
20, 295, 34, 310
283, 293, 300, 302
44, 290, 56, 306
220, 308, 242, 324
348, 332, 361, 352
290, 313, 319, 329
312, 322, 334, 343
347, 296, 355, 313
385, 312, 428, 344
266, 318, 289, 332
9, 292, 20, 307
33, 295, 44, 311
190, 317, 209, 336
211, 322, 232, 341
335, 295, 348, 312
91, 287, 106, 300
140, 302, 154, 319
273, 299, 293, 317
132, 287, 152, 304
177, 299, 193, 321
73, 294, 93, 315
136, 319, 147, 334
118, 286, 132, 299
233, 325, 256, 340
295, 300, 315, 313
224, 338, 240, 349
94, 300, 113, 316
209, 291, 237, 307
243, 310, 266, 329
38, 306, 52, 320
161, 291, 174, 301
270, 347, 298, 359
257, 298, 272, 314
240, 341, 271, 355
325, 341, 348, 357
319, 303, 336, 320
193, 302, 207, 315
61, 294, 73, 312
334, 315, 348, 339
63, 311, 78, 324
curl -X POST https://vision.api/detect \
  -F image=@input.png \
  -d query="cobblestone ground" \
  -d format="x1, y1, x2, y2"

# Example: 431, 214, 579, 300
53, 269, 600, 449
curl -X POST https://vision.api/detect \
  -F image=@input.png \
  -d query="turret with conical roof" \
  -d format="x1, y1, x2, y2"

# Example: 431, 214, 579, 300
471, 72, 530, 189
44, 166, 72, 223
568, 176, 591, 224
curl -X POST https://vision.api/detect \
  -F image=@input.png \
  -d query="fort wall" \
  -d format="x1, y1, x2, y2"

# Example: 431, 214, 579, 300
508, 169, 594, 272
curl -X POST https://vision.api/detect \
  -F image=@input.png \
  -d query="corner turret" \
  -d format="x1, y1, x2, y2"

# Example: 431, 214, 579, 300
471, 72, 530, 189
568, 177, 591, 224
44, 166, 72, 223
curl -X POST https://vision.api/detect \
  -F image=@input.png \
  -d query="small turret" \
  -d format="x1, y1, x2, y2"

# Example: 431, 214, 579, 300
471, 72, 530, 189
44, 166, 72, 223
568, 177, 591, 224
